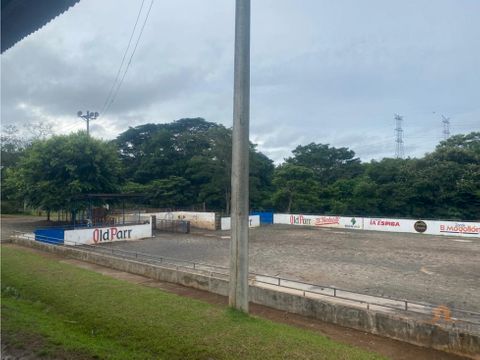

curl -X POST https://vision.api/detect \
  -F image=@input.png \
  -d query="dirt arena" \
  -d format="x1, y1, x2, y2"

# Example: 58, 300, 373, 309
2, 216, 479, 312
100, 224, 480, 312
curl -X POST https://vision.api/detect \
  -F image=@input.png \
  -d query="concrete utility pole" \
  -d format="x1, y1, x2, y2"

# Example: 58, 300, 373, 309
77, 110, 99, 136
229, 0, 251, 313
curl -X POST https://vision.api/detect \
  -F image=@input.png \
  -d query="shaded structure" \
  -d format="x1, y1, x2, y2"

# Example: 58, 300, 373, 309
70, 193, 148, 227
33, 193, 151, 245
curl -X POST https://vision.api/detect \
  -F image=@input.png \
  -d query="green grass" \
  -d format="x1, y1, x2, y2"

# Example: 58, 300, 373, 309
1, 246, 386, 360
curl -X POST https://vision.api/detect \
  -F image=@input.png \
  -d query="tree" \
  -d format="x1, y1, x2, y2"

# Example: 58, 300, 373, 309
114, 123, 164, 182
186, 126, 232, 212
1, 123, 54, 169
287, 142, 362, 185
148, 176, 192, 208
115, 118, 218, 184
185, 125, 274, 213
1, 123, 54, 213
415, 132, 480, 219
115, 119, 275, 213
10, 132, 121, 219
362, 158, 411, 217
1, 125, 28, 169
272, 164, 320, 213
249, 148, 275, 211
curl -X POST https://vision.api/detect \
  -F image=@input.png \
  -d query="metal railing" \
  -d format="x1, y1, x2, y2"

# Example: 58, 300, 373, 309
155, 219, 190, 234
250, 273, 480, 330
10, 231, 480, 333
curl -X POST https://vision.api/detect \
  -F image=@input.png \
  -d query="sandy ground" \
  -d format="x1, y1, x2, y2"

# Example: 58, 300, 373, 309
2, 215, 479, 312
104, 224, 480, 312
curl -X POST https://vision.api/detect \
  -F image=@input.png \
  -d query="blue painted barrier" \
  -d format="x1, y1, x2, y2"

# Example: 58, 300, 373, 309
250, 211, 273, 225
34, 228, 65, 245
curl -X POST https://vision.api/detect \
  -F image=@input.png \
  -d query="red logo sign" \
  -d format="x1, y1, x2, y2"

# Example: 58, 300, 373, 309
93, 227, 133, 243
314, 216, 340, 226
369, 219, 400, 227
440, 224, 479, 235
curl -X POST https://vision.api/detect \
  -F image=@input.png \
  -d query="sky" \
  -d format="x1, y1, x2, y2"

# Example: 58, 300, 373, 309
1, 0, 479, 163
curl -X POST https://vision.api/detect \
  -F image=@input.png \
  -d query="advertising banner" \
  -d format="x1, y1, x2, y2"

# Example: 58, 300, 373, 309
428, 220, 480, 237
363, 217, 418, 233
274, 214, 364, 230
275, 214, 480, 238
64, 223, 152, 245
339, 216, 363, 230
221, 215, 260, 231
364, 218, 480, 237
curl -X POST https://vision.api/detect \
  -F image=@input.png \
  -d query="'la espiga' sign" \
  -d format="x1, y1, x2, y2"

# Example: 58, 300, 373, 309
93, 227, 133, 243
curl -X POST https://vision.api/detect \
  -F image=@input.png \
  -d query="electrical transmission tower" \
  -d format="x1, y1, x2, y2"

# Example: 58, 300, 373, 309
394, 114, 404, 158
441, 115, 450, 140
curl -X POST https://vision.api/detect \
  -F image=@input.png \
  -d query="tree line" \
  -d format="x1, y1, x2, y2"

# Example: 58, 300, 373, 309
1, 118, 479, 220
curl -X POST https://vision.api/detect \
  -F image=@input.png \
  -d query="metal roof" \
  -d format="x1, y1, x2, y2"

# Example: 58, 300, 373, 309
1, 0, 81, 53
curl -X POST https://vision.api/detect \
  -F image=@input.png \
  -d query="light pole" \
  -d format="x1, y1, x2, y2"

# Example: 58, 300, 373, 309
229, 0, 251, 313
77, 110, 99, 136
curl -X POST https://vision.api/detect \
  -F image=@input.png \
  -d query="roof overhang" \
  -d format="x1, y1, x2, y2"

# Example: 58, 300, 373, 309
1, 0, 81, 53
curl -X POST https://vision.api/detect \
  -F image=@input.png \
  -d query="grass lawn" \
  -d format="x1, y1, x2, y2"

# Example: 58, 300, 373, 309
1, 246, 386, 359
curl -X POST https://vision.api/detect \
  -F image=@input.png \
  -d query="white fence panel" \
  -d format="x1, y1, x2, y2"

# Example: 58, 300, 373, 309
274, 213, 479, 238
221, 215, 260, 230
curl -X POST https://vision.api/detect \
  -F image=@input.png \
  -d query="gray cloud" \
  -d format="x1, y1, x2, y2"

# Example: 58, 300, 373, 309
2, 0, 479, 163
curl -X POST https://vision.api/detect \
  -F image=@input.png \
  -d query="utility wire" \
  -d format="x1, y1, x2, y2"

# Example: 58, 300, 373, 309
102, 0, 154, 118
100, 0, 146, 115
54, 119, 86, 134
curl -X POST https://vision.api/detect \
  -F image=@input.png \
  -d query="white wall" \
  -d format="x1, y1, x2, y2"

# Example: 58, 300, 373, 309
65, 223, 152, 245
274, 213, 480, 238
148, 211, 217, 230
221, 215, 260, 230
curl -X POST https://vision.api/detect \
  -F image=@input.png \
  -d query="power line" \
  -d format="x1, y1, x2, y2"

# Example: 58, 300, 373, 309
53, 119, 85, 134
102, 0, 154, 118
100, 0, 146, 115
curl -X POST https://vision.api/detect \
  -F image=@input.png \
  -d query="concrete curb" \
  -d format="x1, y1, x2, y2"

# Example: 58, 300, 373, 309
8, 237, 480, 359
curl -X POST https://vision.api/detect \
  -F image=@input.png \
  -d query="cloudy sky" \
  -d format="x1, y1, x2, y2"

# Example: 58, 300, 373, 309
2, 0, 479, 162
